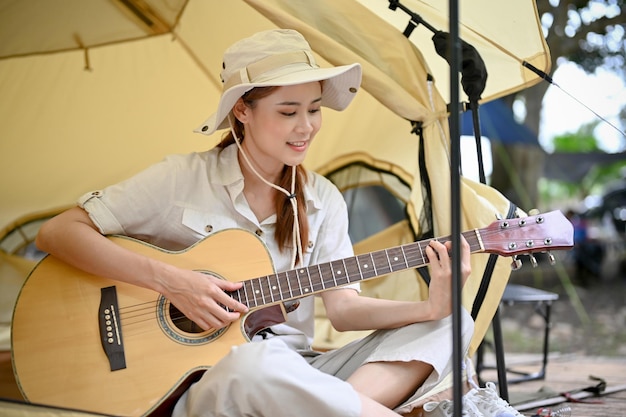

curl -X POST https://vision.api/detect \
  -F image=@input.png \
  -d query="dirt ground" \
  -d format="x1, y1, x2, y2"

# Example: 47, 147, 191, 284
495, 249, 626, 357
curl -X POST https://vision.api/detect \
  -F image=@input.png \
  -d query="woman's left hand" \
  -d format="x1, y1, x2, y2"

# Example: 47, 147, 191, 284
423, 236, 472, 321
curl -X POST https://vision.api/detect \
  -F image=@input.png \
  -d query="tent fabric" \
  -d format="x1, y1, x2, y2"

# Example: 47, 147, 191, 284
0, 0, 550, 234
0, 0, 547, 413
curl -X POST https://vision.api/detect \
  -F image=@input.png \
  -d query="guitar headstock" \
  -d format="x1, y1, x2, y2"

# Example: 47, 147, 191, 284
481, 210, 574, 268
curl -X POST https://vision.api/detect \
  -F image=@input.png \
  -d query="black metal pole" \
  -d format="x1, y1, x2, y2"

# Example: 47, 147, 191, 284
448, 1, 463, 417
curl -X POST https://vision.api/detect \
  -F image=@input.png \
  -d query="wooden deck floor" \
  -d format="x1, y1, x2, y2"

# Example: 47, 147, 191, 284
479, 352, 626, 417
2, 350, 625, 416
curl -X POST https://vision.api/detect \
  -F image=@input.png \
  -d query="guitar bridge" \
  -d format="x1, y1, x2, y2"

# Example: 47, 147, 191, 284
99, 286, 127, 371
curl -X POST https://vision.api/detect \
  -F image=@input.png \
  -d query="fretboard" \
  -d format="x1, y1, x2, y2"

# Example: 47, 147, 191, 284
229, 229, 483, 309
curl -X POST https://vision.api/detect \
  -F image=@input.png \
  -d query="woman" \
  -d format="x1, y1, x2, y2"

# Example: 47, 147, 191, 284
36, 29, 474, 417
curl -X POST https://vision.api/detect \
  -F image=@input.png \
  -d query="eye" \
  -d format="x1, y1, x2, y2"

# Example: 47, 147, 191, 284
309, 107, 321, 114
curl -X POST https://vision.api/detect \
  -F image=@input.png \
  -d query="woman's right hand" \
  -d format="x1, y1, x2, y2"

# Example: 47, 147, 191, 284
157, 266, 249, 331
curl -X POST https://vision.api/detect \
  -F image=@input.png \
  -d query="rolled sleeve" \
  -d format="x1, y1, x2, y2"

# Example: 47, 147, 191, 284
78, 190, 126, 235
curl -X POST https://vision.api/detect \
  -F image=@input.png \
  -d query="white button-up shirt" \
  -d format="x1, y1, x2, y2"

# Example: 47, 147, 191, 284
79, 143, 357, 348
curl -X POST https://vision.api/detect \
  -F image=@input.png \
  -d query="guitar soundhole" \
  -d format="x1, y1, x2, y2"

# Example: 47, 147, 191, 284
168, 304, 204, 334
156, 295, 227, 345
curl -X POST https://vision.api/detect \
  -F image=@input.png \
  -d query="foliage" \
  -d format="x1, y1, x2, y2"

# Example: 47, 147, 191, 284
539, 0, 626, 78
491, 1, 626, 208
552, 133, 600, 153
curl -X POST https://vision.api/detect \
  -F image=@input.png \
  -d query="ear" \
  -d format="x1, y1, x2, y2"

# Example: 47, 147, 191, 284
232, 98, 249, 123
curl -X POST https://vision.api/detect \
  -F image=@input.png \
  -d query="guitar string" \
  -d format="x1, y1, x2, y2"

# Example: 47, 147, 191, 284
112, 223, 556, 331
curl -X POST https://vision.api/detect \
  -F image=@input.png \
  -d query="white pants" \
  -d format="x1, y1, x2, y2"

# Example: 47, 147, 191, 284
173, 309, 474, 417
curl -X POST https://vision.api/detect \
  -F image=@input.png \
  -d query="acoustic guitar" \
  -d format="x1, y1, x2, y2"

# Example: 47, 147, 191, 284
11, 210, 573, 416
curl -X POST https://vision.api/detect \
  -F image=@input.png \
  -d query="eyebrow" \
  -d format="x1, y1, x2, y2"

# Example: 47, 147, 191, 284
276, 97, 322, 106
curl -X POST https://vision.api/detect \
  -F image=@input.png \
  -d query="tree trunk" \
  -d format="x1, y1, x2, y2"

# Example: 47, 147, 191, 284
489, 82, 550, 212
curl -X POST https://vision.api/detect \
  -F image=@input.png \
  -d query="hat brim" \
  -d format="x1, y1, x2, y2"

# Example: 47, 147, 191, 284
194, 63, 362, 136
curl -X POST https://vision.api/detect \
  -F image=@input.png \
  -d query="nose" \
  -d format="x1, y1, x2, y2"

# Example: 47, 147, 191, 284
295, 113, 315, 135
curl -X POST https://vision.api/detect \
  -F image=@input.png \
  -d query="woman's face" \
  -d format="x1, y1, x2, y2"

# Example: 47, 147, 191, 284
236, 82, 322, 173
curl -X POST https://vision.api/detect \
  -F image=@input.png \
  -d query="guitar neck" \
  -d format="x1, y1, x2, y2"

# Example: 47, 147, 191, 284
231, 229, 482, 309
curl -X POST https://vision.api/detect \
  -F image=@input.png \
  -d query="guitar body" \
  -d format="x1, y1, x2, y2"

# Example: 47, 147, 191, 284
11, 229, 277, 417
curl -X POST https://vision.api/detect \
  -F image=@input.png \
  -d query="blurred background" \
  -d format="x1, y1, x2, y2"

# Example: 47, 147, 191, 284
458, 0, 626, 360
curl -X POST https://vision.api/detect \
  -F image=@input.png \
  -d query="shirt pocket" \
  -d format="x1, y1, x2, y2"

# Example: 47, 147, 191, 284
181, 207, 239, 237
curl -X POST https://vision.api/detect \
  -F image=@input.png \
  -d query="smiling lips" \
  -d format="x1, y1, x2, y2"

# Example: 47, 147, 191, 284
287, 140, 308, 150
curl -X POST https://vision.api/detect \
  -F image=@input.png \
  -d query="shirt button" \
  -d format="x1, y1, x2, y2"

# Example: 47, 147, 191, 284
307, 241, 314, 249
91, 191, 101, 196
255, 229, 263, 236
204, 225, 213, 233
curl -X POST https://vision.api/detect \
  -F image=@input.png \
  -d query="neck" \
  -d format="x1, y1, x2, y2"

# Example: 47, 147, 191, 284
237, 145, 282, 187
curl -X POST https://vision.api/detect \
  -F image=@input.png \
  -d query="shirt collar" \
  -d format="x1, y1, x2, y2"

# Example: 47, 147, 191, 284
210, 143, 244, 187
208, 143, 323, 212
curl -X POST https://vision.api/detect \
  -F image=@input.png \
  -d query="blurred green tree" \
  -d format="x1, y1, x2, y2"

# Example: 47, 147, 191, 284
489, 0, 626, 211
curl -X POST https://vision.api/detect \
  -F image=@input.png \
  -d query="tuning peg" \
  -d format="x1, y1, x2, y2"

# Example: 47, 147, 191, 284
547, 251, 556, 265
511, 256, 522, 270
529, 254, 538, 268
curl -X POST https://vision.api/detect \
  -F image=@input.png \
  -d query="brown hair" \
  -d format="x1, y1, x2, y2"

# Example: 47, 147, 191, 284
217, 87, 309, 261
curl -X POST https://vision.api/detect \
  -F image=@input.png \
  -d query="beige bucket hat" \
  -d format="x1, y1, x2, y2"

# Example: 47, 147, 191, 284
195, 29, 362, 136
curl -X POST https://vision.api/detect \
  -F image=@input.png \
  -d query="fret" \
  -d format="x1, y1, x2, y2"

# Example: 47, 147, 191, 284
307, 265, 324, 290
255, 279, 265, 305
371, 250, 391, 276
241, 280, 251, 307
356, 253, 377, 280
405, 243, 423, 269
307, 268, 324, 291
386, 246, 406, 272
383, 249, 392, 272
289, 269, 313, 293
317, 262, 335, 289
266, 274, 278, 303
399, 246, 410, 269
258, 276, 267, 304
329, 259, 349, 286
275, 272, 284, 300
283, 270, 297, 297
287, 269, 308, 296
401, 244, 412, 268
303, 265, 317, 293
247, 279, 259, 307
416, 240, 426, 267
354, 254, 364, 281
300, 266, 326, 290
421, 241, 431, 266
281, 270, 294, 299
342, 256, 360, 283
327, 260, 338, 286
